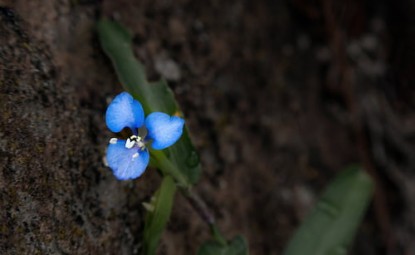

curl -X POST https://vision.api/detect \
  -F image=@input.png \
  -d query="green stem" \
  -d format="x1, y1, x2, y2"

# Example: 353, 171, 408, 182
182, 187, 227, 246
150, 149, 227, 245
150, 149, 191, 189
211, 224, 227, 246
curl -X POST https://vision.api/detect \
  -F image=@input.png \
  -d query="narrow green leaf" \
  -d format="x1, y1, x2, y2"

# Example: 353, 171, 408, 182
283, 167, 374, 255
198, 235, 249, 255
143, 176, 177, 255
97, 18, 201, 184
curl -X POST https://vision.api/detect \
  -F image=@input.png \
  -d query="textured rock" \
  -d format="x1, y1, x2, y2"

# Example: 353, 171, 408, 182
0, 7, 152, 254
1, 1, 414, 254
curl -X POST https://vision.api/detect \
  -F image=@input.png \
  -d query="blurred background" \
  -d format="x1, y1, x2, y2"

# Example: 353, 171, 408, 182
0, 0, 414, 254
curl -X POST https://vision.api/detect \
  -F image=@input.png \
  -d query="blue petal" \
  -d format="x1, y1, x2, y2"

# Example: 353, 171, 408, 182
145, 112, 185, 150
106, 92, 145, 133
106, 140, 150, 180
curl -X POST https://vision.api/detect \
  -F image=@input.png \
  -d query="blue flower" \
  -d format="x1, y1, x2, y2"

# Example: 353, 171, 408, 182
105, 92, 185, 180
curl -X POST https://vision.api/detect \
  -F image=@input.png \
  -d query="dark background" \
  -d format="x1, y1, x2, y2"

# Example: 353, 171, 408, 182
1, 0, 414, 254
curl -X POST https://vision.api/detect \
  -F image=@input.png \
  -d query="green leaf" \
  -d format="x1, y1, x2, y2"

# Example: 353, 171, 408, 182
149, 79, 201, 184
283, 167, 374, 255
97, 18, 201, 184
198, 235, 249, 255
143, 176, 177, 255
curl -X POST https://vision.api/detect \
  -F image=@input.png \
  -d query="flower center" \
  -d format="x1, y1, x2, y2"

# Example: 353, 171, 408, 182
125, 135, 146, 150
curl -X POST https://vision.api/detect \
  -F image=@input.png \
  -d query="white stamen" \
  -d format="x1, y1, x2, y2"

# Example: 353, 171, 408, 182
109, 138, 118, 144
125, 138, 135, 149
102, 156, 108, 166
124, 135, 146, 150
142, 202, 154, 212
137, 141, 145, 148
132, 152, 139, 158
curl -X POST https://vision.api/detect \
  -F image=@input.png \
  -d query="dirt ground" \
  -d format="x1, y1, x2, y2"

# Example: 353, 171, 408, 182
1, 0, 414, 254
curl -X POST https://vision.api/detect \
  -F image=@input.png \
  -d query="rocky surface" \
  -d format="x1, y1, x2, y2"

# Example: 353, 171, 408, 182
0, 1, 414, 254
